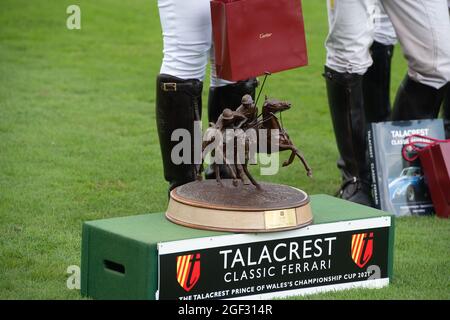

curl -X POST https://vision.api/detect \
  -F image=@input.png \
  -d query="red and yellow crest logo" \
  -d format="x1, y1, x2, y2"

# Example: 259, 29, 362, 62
351, 232, 374, 268
176, 253, 200, 292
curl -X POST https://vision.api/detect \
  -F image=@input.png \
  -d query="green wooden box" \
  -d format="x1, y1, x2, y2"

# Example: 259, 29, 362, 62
81, 194, 395, 300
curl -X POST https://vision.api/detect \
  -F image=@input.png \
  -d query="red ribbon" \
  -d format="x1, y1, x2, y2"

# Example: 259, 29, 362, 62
402, 134, 450, 162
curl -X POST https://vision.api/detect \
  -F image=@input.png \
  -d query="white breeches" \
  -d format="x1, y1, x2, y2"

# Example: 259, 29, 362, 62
157, 0, 233, 87
326, 0, 450, 89
373, 1, 397, 46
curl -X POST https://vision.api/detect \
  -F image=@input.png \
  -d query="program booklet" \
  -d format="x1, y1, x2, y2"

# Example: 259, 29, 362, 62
367, 119, 445, 216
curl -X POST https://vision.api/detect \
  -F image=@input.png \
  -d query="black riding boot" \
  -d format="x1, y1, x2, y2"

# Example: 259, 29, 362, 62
324, 66, 372, 206
155, 74, 203, 192
363, 41, 394, 123
443, 85, 450, 139
391, 75, 446, 121
205, 79, 258, 179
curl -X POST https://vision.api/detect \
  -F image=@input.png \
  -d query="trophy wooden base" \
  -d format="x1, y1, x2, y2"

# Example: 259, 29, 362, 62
166, 180, 313, 233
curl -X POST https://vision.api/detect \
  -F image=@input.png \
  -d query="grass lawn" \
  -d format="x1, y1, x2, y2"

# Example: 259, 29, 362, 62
1, 0, 449, 299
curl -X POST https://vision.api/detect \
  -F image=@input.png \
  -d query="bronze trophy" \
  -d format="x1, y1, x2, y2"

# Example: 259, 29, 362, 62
166, 93, 313, 233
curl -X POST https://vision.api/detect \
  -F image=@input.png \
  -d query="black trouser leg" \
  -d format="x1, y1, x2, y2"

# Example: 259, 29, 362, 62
155, 74, 203, 192
324, 66, 372, 206
363, 41, 394, 123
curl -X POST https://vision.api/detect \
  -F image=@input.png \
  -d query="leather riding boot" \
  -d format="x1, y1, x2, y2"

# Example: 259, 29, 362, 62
324, 66, 372, 206
443, 85, 450, 139
155, 74, 203, 192
391, 75, 446, 121
205, 79, 258, 179
363, 41, 394, 123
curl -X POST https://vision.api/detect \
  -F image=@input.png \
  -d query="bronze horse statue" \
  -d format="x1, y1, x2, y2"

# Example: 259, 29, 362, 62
257, 97, 312, 176
199, 96, 312, 187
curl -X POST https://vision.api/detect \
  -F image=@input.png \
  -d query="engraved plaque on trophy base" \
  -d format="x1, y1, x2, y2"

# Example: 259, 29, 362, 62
166, 180, 313, 232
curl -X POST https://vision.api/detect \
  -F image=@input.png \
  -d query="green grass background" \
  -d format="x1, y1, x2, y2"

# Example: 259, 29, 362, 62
0, 0, 449, 299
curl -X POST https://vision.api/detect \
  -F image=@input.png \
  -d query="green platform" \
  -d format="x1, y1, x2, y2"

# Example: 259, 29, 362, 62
81, 194, 395, 300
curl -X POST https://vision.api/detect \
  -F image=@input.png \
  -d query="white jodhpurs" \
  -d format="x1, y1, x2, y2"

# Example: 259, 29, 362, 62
157, 0, 233, 87
326, 0, 450, 89
373, 1, 397, 46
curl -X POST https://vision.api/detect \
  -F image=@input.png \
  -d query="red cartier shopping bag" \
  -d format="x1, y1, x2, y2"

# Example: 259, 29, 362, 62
403, 135, 450, 218
210, 0, 308, 81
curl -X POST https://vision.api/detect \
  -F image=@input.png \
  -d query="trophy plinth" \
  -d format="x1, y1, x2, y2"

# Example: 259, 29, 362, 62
166, 180, 313, 233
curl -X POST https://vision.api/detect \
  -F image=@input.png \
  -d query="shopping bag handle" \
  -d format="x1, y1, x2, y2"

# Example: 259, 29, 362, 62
402, 134, 450, 162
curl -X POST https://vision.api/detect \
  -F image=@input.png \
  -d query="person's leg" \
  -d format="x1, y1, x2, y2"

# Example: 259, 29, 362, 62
159, 0, 211, 81
325, 0, 376, 206
443, 4, 450, 138
381, 0, 450, 120
443, 84, 450, 138
156, 75, 203, 191
156, 0, 210, 191
363, 1, 396, 123
363, 41, 394, 122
